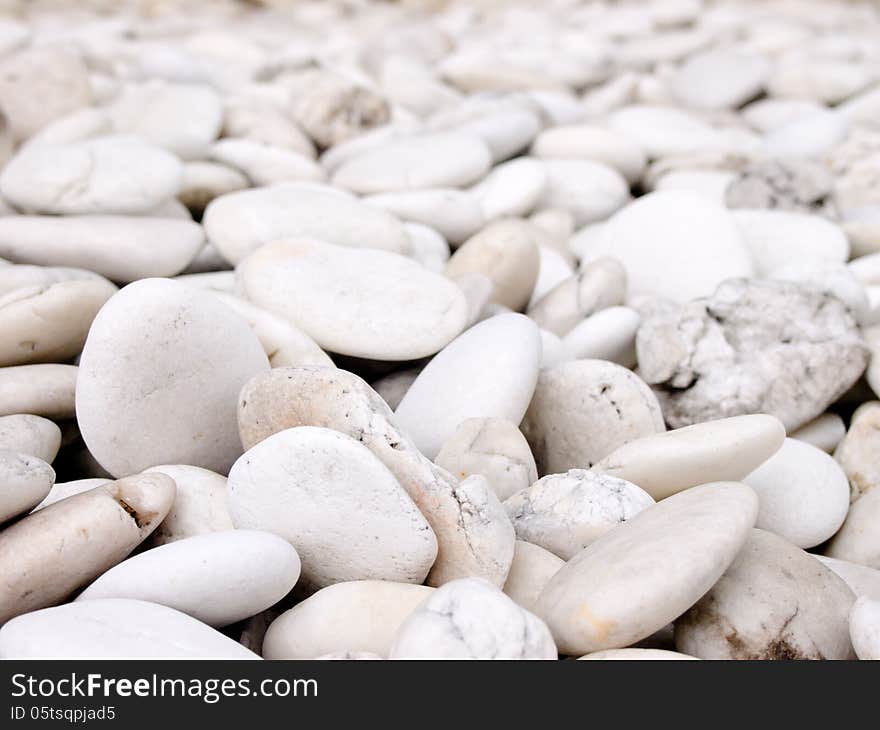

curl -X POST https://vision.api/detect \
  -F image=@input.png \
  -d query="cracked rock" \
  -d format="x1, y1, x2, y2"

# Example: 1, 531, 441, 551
504, 469, 654, 560
389, 577, 557, 659
636, 278, 869, 431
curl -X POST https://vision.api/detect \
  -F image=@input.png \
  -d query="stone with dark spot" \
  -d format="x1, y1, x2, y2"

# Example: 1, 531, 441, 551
675, 529, 856, 660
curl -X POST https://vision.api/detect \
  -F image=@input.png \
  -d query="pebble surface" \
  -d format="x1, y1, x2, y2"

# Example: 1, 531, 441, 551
0, 0, 877, 661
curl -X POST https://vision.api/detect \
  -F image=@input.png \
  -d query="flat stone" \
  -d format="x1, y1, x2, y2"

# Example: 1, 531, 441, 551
0, 415, 60, 463
331, 132, 492, 194
394, 313, 541, 459
522, 359, 665, 475
505, 469, 654, 559
539, 160, 630, 226
503, 541, 564, 612
0, 216, 205, 282
405, 223, 450, 273
562, 306, 640, 366
210, 138, 324, 186
743, 438, 850, 549
227, 426, 437, 592
77, 530, 301, 627
531, 125, 647, 183
389, 577, 557, 659
203, 183, 411, 265
826, 488, 880, 570
263, 581, 433, 659
637, 278, 869, 431
850, 597, 880, 659
0, 364, 77, 419
435, 417, 537, 502
833, 401, 880, 500
365, 189, 484, 246
594, 415, 786, 501
0, 599, 257, 659
790, 413, 846, 453
236, 366, 515, 588
607, 105, 721, 158
671, 50, 770, 110
535, 482, 757, 655
0, 473, 175, 623
237, 238, 467, 361
676, 528, 856, 659
0, 136, 182, 215
75, 278, 269, 477
0, 451, 54, 523
108, 80, 223, 160
588, 191, 754, 303
444, 219, 540, 310
471, 157, 548, 220
179, 161, 249, 216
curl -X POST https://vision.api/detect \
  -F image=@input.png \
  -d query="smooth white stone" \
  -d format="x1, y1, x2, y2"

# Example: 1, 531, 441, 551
539, 329, 573, 368
76, 278, 269, 477
222, 100, 316, 158
331, 132, 492, 194
791, 413, 846, 454
394, 313, 542, 459
503, 541, 564, 612
539, 160, 630, 226
108, 80, 223, 160
671, 50, 770, 110
744, 438, 850, 549
365, 189, 484, 245
653, 169, 735, 205
390, 578, 557, 659
471, 157, 548, 220
505, 469, 654, 559
0, 473, 175, 623
0, 415, 60, 463
532, 125, 646, 184
733, 209, 849, 277
528, 244, 571, 303
607, 105, 720, 158
439, 108, 541, 163
834, 402, 880, 500
210, 138, 324, 186
77, 530, 300, 627
850, 597, 880, 659
761, 110, 849, 160
594, 415, 786, 501
143, 464, 233, 546
445, 219, 540, 310
435, 417, 537, 502
0, 599, 257, 659
523, 359, 665, 475
178, 161, 249, 214
33, 478, 108, 512
0, 215, 204, 282
227, 426, 438, 591
25, 107, 111, 147
527, 257, 627, 336
742, 98, 826, 133
212, 292, 332, 369
676, 528, 856, 660
203, 183, 410, 265
0, 136, 182, 215
404, 223, 450, 273
826, 488, 880, 569
536, 483, 758, 655
816, 556, 880, 601
580, 648, 698, 660
263, 581, 433, 659
561, 306, 640, 366
237, 238, 467, 361
236, 366, 514, 588
590, 190, 754, 303
452, 272, 494, 326
0, 364, 77, 419
0, 451, 54, 522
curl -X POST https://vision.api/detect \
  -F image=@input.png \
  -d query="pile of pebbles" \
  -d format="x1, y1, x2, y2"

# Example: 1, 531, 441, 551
0, 0, 880, 660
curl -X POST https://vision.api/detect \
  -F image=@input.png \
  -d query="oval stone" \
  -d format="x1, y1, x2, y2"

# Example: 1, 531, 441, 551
503, 540, 564, 612
237, 238, 467, 361
394, 313, 541, 459
77, 530, 301, 627
0, 450, 54, 522
76, 278, 269, 477
227, 426, 438, 592
0, 414, 60, 463
535, 482, 758, 655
